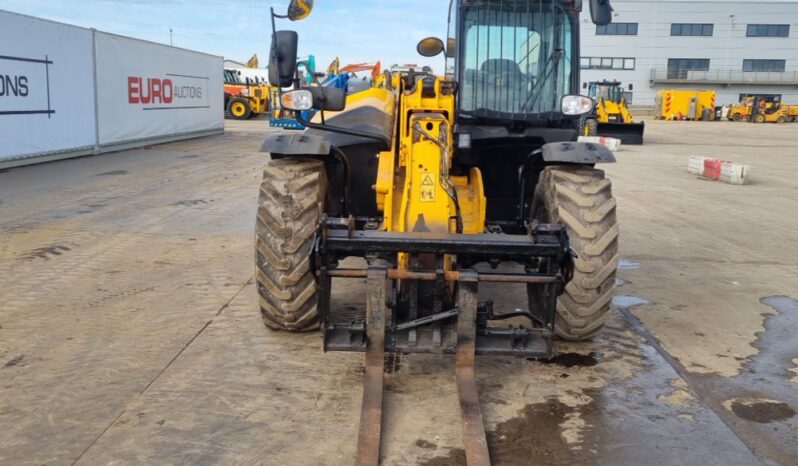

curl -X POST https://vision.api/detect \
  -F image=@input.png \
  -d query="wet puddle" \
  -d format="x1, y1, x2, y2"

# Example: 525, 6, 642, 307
538, 352, 598, 368
688, 295, 798, 464
728, 398, 796, 424
612, 295, 649, 310
618, 259, 640, 270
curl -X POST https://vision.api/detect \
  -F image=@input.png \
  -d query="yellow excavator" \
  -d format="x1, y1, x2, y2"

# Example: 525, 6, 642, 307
582, 80, 645, 144
258, 1, 619, 464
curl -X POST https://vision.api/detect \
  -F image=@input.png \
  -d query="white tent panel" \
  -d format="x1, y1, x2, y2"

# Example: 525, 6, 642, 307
0, 11, 96, 161
95, 32, 224, 147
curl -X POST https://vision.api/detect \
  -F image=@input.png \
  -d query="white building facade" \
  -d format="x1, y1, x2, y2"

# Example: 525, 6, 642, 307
579, 0, 798, 106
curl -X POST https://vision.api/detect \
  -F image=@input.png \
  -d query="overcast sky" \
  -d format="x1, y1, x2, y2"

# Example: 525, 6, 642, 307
1, 0, 451, 72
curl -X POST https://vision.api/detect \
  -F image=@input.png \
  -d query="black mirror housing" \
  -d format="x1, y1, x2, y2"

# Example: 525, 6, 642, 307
589, 0, 612, 26
269, 30, 299, 88
310, 86, 346, 111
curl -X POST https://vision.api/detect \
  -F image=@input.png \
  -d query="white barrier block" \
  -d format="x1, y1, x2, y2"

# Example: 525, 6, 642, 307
578, 136, 622, 152
687, 156, 709, 175
719, 162, 752, 185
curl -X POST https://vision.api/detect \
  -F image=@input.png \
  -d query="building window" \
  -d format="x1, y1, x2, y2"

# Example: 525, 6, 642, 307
743, 59, 786, 72
671, 23, 713, 36
622, 92, 634, 105
667, 58, 710, 79
746, 24, 789, 37
596, 23, 638, 35
581, 57, 635, 70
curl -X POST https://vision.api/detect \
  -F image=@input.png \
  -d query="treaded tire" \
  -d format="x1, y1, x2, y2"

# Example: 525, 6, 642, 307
228, 97, 252, 120
534, 166, 619, 340
256, 158, 326, 331
581, 118, 598, 136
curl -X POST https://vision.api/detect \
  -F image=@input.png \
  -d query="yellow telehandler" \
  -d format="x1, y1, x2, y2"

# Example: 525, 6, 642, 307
257, 1, 619, 464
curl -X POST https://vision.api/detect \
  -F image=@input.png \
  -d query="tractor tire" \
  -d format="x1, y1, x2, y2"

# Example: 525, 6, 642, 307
731, 113, 742, 122
754, 114, 766, 124
533, 166, 619, 340
256, 158, 327, 331
228, 97, 252, 120
777, 115, 787, 124
581, 118, 599, 137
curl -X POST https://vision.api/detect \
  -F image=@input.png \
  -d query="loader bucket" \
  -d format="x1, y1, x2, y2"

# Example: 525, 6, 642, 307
597, 121, 645, 145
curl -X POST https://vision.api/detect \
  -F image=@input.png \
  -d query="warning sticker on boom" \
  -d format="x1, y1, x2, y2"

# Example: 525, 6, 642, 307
420, 173, 435, 202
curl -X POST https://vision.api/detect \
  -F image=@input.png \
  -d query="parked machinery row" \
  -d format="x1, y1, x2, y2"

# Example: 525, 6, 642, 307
728, 94, 798, 123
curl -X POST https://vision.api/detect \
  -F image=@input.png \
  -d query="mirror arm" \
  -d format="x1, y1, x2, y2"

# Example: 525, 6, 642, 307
269, 7, 285, 100
295, 112, 390, 148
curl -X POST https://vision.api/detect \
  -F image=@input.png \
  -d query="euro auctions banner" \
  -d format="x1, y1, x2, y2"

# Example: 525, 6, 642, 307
95, 32, 223, 146
0, 11, 96, 160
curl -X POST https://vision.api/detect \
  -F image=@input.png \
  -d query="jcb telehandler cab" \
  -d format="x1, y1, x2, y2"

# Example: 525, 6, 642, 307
257, 1, 618, 464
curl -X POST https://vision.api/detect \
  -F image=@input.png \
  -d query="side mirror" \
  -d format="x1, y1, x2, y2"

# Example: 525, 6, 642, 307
287, 0, 313, 21
310, 86, 346, 111
628, 83, 634, 91
269, 30, 299, 87
446, 38, 456, 58
589, 0, 612, 26
417, 37, 445, 57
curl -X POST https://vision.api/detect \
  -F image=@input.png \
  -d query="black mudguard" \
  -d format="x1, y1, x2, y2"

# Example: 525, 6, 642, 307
259, 133, 330, 155
541, 141, 617, 164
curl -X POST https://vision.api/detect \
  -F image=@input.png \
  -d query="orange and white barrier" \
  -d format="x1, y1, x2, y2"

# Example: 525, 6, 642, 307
687, 156, 751, 185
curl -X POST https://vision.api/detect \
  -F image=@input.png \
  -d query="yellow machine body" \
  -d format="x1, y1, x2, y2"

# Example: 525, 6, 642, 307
595, 96, 633, 124
373, 76, 486, 236
655, 89, 716, 121
752, 104, 798, 123
585, 81, 645, 144
727, 95, 782, 122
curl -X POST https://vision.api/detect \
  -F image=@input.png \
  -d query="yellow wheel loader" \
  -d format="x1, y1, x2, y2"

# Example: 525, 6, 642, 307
223, 69, 270, 120
727, 94, 781, 122
582, 80, 645, 144
257, 1, 619, 464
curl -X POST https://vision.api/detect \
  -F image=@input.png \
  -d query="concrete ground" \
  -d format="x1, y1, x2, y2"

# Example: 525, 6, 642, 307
0, 119, 796, 465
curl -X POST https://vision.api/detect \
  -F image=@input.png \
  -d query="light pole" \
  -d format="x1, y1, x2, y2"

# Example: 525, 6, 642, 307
169, 28, 173, 46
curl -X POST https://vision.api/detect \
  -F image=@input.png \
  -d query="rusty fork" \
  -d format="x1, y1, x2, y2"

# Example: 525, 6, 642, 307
354, 267, 492, 466
355, 267, 387, 466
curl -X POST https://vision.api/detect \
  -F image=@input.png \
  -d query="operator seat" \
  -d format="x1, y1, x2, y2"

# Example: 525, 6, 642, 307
481, 58, 525, 112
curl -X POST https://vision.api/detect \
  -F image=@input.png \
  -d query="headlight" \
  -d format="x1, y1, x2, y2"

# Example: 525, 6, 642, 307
561, 95, 594, 116
241, 88, 249, 96
280, 90, 313, 111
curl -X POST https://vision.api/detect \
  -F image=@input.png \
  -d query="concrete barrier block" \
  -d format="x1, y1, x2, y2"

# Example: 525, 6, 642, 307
578, 136, 622, 151
719, 162, 752, 185
687, 156, 709, 175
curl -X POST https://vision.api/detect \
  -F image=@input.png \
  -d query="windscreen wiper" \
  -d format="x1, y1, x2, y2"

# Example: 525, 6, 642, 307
520, 47, 563, 114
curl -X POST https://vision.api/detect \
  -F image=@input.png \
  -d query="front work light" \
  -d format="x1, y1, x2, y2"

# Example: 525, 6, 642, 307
280, 89, 313, 111
561, 95, 594, 116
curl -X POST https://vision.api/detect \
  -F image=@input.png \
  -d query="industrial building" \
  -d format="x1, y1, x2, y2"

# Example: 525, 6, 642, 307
579, 0, 798, 106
